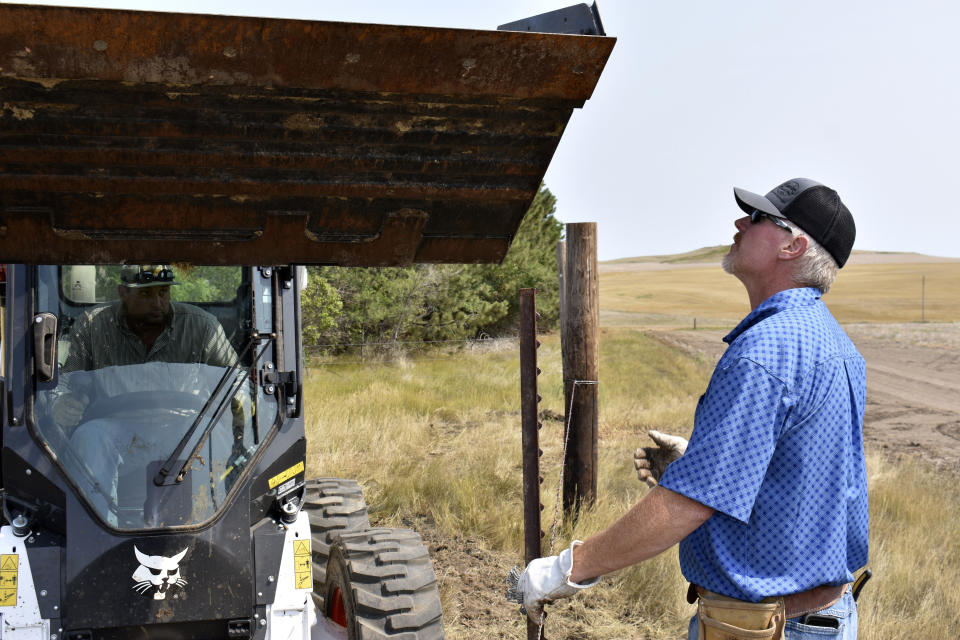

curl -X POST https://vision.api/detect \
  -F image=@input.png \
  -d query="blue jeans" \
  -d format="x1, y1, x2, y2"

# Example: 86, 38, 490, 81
688, 590, 858, 639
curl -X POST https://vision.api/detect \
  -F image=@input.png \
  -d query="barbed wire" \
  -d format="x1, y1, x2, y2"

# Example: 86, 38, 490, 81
301, 335, 564, 369
303, 336, 518, 350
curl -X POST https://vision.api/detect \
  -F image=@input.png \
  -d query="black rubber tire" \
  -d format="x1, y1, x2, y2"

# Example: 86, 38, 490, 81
324, 528, 445, 639
304, 478, 371, 589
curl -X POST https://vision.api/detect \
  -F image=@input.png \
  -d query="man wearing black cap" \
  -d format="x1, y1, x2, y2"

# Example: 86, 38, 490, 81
63, 264, 237, 371
516, 179, 867, 639
54, 265, 239, 426
62, 264, 237, 373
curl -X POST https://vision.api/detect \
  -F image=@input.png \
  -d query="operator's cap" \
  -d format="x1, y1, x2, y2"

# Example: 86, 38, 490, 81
733, 178, 856, 268
120, 264, 179, 288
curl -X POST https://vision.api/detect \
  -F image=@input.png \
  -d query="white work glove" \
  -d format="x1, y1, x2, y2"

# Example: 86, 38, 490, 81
51, 392, 88, 429
633, 430, 688, 487
516, 541, 599, 623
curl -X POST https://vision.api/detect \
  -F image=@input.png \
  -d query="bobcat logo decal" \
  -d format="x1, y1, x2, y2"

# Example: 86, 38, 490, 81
131, 546, 188, 600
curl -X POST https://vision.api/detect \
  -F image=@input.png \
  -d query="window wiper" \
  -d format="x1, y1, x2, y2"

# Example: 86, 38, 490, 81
153, 332, 275, 487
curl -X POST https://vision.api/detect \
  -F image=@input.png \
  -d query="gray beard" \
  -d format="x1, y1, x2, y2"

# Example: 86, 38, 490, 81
721, 250, 736, 275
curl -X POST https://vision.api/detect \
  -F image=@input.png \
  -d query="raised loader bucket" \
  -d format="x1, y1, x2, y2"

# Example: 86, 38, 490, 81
0, 4, 613, 266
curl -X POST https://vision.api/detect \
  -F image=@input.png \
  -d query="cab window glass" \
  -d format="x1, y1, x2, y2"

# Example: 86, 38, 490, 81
61, 265, 241, 305
32, 264, 278, 530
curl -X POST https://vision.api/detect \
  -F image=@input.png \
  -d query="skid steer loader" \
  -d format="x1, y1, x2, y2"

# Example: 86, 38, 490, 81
0, 3, 612, 638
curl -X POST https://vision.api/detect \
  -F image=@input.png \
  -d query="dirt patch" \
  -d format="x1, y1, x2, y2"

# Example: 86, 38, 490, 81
651, 322, 960, 470
405, 517, 527, 639
845, 323, 960, 470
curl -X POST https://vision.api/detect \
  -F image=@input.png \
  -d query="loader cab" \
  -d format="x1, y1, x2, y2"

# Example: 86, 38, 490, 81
1, 263, 310, 636
28, 264, 280, 530
4, 264, 302, 530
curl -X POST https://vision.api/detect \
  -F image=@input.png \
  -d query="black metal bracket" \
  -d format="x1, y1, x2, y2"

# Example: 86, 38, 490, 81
259, 364, 296, 398
499, 2, 606, 36
276, 265, 295, 290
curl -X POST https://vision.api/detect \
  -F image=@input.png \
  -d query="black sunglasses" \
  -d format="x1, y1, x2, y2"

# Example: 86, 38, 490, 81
750, 210, 793, 233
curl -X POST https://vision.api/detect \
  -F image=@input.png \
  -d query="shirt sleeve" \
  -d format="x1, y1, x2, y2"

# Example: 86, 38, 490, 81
61, 312, 94, 373
201, 319, 239, 368
659, 358, 790, 523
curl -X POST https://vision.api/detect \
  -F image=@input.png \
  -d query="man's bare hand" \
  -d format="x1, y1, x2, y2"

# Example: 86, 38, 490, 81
633, 430, 688, 487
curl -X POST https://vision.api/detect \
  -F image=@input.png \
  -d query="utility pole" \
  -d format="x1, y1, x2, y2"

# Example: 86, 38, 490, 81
560, 223, 598, 515
557, 241, 567, 350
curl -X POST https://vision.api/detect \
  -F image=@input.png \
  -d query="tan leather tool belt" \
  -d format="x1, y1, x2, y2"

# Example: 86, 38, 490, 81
689, 584, 847, 640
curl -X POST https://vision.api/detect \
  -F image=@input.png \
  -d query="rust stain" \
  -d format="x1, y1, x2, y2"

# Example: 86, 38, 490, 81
2, 102, 34, 119
283, 113, 324, 132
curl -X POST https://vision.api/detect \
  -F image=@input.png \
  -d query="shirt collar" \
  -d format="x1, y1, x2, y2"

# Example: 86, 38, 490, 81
723, 287, 821, 344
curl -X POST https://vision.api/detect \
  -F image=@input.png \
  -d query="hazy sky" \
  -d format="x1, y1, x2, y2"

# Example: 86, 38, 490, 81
11, 0, 960, 260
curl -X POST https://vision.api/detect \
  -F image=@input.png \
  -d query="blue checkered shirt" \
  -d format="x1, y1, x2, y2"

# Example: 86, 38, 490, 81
659, 288, 868, 602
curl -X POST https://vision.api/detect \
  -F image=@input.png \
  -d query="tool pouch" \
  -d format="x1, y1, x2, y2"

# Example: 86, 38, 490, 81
697, 590, 785, 640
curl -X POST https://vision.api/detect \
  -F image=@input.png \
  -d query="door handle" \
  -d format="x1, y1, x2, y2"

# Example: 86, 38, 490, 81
33, 312, 57, 382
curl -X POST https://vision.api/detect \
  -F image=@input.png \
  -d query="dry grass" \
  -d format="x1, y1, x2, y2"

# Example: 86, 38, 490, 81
303, 257, 960, 637
303, 326, 959, 638
827, 263, 960, 323
601, 266, 745, 328
860, 452, 960, 638
600, 261, 960, 327
303, 332, 707, 638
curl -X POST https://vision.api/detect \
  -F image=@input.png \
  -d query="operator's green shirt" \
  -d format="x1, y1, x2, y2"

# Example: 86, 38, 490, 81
62, 301, 237, 372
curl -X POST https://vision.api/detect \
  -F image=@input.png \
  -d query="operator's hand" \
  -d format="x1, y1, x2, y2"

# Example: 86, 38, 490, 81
633, 430, 688, 487
516, 541, 599, 623
230, 390, 255, 424
52, 392, 88, 429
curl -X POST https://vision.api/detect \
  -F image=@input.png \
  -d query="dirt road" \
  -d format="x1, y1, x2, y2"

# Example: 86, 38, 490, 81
653, 322, 960, 469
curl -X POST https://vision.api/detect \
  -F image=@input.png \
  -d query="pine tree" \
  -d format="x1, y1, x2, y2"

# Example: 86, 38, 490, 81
300, 184, 562, 351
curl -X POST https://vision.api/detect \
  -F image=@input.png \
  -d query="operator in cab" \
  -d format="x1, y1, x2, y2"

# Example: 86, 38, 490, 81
62, 264, 237, 373
54, 264, 239, 428
46, 264, 254, 528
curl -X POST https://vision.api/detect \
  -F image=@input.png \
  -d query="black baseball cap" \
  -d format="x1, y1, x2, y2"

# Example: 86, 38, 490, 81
733, 178, 856, 268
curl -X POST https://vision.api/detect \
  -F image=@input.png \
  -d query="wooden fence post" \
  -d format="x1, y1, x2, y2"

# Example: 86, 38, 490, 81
557, 241, 567, 350
561, 223, 598, 515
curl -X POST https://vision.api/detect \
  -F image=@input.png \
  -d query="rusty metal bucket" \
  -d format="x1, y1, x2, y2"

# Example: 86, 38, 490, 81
0, 4, 614, 265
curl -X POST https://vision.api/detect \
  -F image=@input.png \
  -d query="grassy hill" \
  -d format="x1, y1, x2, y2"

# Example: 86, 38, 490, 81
599, 249, 960, 327
606, 248, 960, 265
604, 245, 729, 264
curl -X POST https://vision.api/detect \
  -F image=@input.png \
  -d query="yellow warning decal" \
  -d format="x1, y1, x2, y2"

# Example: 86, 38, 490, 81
268, 461, 304, 490
0, 554, 18, 606
293, 539, 312, 590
